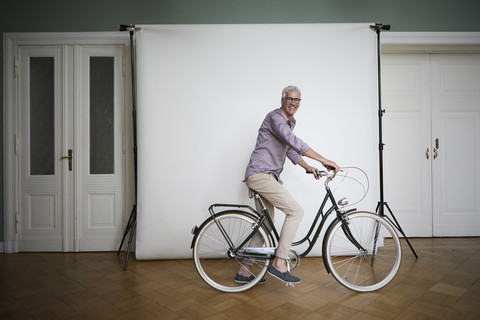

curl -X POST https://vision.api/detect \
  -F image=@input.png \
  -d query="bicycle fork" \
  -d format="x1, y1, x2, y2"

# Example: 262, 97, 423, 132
341, 213, 383, 268
339, 214, 368, 254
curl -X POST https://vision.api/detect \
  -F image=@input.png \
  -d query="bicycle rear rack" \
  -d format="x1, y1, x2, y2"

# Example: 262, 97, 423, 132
208, 203, 260, 218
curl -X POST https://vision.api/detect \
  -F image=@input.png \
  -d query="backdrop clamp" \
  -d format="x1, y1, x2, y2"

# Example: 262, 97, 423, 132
120, 24, 141, 32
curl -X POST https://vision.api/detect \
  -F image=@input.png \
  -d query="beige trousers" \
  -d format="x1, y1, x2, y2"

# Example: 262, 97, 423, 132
245, 173, 304, 259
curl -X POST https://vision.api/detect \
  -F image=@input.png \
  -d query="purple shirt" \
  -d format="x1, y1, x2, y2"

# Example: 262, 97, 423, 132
245, 108, 311, 183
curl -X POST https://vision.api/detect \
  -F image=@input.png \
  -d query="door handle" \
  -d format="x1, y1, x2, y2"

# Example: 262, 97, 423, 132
425, 147, 429, 160
61, 149, 73, 171
433, 138, 439, 159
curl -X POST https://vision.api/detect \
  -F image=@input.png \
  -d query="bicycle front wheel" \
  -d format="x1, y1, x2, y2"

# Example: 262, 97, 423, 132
192, 211, 271, 293
324, 211, 402, 292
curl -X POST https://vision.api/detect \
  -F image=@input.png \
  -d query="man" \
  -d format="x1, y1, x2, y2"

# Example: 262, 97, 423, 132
242, 85, 339, 283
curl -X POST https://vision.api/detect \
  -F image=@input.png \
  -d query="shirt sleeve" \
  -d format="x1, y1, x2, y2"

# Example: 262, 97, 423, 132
286, 147, 304, 165
269, 111, 311, 157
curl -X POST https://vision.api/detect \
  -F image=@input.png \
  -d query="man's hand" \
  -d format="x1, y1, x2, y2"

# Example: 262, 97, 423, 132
306, 165, 320, 180
302, 149, 340, 174
322, 160, 340, 174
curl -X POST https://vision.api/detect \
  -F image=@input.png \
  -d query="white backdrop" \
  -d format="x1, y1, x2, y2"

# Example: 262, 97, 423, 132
135, 23, 379, 259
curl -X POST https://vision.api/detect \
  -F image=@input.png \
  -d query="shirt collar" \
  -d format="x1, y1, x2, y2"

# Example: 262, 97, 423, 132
276, 108, 296, 125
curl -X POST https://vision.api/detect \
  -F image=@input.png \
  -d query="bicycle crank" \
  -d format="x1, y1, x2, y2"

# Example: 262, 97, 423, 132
287, 249, 300, 271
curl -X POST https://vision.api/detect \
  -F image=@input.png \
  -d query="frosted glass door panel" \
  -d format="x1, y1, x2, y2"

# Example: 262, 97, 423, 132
30, 57, 55, 176
90, 57, 114, 175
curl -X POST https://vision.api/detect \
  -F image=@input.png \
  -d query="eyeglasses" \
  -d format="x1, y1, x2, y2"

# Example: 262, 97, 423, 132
283, 97, 301, 103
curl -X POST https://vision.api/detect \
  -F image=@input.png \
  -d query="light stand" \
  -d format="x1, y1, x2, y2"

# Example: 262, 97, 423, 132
117, 24, 141, 270
370, 23, 418, 258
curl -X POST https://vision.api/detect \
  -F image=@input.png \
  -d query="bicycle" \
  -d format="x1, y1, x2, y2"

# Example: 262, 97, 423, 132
191, 167, 402, 293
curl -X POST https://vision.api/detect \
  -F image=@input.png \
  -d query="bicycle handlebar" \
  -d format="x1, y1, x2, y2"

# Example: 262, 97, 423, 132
308, 167, 370, 207
316, 170, 333, 178
307, 170, 337, 190
307, 170, 336, 178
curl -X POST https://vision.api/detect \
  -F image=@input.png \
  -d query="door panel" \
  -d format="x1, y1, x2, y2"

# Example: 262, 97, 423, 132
431, 54, 480, 236
18, 46, 67, 251
382, 54, 433, 236
76, 46, 125, 251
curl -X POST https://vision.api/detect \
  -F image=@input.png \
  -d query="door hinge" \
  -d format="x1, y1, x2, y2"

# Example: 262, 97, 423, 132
15, 212, 20, 233
122, 133, 126, 154
15, 134, 20, 155
14, 57, 19, 78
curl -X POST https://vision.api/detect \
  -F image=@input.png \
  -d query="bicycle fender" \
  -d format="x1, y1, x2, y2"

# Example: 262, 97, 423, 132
321, 210, 368, 274
321, 215, 342, 274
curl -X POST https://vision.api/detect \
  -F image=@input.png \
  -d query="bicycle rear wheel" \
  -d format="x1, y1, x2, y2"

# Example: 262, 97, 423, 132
324, 211, 401, 292
192, 211, 271, 292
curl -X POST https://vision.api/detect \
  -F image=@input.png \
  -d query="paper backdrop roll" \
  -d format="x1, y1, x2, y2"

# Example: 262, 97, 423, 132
135, 23, 378, 259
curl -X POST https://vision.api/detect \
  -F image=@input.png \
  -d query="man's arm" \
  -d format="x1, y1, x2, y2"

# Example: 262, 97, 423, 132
299, 148, 339, 179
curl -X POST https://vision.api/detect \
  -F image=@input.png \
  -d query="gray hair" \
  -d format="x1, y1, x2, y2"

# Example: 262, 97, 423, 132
282, 85, 301, 98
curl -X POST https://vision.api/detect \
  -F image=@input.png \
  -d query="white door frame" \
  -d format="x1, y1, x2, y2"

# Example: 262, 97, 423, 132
3, 32, 134, 253
382, 32, 480, 54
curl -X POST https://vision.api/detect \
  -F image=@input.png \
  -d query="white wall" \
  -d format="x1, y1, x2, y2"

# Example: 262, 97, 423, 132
135, 23, 379, 259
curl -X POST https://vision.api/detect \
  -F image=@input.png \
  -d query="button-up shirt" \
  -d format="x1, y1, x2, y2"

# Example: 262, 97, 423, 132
245, 108, 311, 184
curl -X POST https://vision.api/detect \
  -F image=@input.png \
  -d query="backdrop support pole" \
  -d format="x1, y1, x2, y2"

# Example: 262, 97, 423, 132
117, 24, 141, 270
369, 23, 418, 259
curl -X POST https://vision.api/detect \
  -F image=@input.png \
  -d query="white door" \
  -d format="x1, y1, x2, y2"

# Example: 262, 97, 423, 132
431, 54, 480, 236
382, 54, 433, 236
382, 53, 480, 237
18, 46, 69, 251
17, 44, 126, 251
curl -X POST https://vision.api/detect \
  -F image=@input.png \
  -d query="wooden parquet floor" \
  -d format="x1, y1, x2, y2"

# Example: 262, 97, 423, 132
1, 238, 480, 320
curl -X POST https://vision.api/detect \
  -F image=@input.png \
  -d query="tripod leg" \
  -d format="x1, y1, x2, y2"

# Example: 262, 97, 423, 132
370, 220, 381, 267
124, 210, 137, 271
117, 205, 136, 255
384, 203, 418, 259
375, 201, 384, 217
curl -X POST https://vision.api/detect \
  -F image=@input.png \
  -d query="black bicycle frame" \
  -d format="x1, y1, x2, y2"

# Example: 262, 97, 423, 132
207, 184, 362, 262
207, 204, 279, 260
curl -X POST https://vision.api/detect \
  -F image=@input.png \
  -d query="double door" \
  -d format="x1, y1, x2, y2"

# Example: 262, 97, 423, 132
382, 53, 480, 236
17, 44, 127, 251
